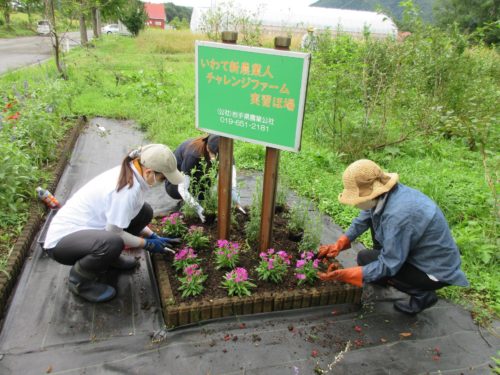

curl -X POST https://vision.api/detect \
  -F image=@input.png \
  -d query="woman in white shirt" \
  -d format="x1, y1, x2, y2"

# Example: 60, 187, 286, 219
44, 144, 184, 303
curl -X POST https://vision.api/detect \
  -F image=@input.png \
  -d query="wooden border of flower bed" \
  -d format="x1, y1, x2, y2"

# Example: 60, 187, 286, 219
152, 255, 362, 328
0, 116, 86, 322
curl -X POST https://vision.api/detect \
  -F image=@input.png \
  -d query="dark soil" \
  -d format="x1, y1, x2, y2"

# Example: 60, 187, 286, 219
151, 206, 339, 304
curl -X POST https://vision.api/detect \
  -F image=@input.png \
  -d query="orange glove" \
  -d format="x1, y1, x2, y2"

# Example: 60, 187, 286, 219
318, 266, 363, 287
317, 235, 351, 259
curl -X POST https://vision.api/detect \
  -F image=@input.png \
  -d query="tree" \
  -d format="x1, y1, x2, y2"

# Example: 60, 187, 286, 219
119, 0, 146, 36
434, 0, 499, 45
0, 0, 11, 26
18, 0, 44, 25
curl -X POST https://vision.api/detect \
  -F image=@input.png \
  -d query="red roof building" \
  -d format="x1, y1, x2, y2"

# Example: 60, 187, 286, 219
144, 3, 166, 29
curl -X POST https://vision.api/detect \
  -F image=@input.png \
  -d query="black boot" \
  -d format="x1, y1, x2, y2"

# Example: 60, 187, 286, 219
393, 290, 438, 315
109, 254, 138, 270
68, 262, 116, 303
388, 279, 438, 315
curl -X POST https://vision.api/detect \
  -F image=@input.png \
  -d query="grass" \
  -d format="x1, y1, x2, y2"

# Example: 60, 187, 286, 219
0, 28, 498, 322
0, 12, 37, 38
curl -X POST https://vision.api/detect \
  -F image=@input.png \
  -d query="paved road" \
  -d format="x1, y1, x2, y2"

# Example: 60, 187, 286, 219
0, 32, 89, 74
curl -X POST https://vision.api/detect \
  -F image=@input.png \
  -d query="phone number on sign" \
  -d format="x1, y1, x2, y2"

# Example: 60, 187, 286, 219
219, 116, 270, 132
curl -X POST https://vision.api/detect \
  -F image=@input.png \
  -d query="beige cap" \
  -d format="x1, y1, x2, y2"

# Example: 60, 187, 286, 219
338, 159, 399, 206
139, 144, 184, 185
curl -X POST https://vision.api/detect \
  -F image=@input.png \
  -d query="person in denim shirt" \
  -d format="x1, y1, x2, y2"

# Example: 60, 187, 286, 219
318, 159, 468, 315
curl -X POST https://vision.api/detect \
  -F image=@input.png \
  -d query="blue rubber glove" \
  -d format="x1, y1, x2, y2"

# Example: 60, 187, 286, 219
148, 232, 182, 246
144, 238, 169, 254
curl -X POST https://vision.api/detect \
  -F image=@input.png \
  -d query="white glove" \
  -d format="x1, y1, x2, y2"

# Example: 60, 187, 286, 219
196, 205, 206, 223
231, 165, 244, 214
178, 174, 205, 219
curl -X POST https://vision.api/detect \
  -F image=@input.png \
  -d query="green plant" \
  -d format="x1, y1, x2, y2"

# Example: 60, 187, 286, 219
294, 251, 320, 285
214, 239, 240, 269
298, 212, 322, 252
286, 201, 308, 235
172, 247, 199, 273
244, 177, 262, 245
221, 267, 256, 297
183, 225, 210, 250
255, 249, 291, 283
189, 159, 218, 217
160, 212, 187, 238
119, 0, 147, 36
178, 264, 207, 298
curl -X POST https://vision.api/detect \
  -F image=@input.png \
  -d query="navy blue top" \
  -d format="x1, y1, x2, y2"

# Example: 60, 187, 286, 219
345, 183, 469, 287
165, 138, 212, 189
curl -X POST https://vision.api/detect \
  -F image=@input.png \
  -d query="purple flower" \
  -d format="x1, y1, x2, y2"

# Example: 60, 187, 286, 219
184, 264, 200, 276
313, 259, 320, 268
233, 267, 248, 282
295, 273, 306, 280
296, 259, 306, 268
175, 247, 196, 261
267, 259, 274, 270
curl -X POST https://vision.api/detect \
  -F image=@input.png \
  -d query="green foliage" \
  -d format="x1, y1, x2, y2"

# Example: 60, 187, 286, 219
183, 225, 210, 250
244, 177, 262, 245
298, 212, 322, 252
434, 0, 499, 45
199, 1, 263, 45
190, 160, 218, 216
1, 24, 498, 318
165, 2, 192, 24
255, 249, 291, 283
178, 264, 207, 298
119, 0, 147, 36
170, 16, 190, 30
286, 201, 308, 235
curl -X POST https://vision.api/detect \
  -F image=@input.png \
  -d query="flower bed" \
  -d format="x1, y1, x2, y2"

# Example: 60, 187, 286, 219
151, 209, 361, 328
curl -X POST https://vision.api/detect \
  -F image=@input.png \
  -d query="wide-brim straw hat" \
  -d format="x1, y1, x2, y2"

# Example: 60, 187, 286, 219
338, 159, 399, 206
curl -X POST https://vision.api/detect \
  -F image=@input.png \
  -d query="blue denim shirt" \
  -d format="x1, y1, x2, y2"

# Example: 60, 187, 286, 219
345, 183, 469, 287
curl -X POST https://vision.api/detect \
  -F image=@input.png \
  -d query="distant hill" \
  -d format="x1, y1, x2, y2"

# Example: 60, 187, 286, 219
311, 0, 435, 23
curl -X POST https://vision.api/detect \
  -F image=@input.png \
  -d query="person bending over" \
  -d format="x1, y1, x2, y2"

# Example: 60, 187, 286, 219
318, 159, 468, 315
44, 144, 184, 303
165, 134, 244, 222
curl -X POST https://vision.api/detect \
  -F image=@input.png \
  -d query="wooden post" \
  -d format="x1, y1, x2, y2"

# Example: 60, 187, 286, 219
217, 31, 238, 240
259, 36, 291, 252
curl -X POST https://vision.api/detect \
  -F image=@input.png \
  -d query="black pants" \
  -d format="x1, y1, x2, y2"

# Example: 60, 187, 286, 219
357, 249, 448, 292
47, 203, 153, 272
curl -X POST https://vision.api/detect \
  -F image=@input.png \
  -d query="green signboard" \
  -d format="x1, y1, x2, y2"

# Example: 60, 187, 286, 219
196, 41, 310, 152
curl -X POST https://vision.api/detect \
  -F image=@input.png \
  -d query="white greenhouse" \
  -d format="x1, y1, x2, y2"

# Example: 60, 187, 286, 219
190, 5, 398, 39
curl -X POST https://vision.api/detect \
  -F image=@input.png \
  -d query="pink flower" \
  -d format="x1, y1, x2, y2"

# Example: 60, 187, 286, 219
217, 239, 229, 248
175, 247, 196, 261
235, 267, 248, 282
267, 259, 274, 270
296, 274, 306, 280
313, 259, 320, 268
184, 264, 200, 276
296, 260, 306, 268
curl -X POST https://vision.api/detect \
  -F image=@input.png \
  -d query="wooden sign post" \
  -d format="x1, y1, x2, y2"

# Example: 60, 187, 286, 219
259, 37, 291, 252
217, 31, 238, 240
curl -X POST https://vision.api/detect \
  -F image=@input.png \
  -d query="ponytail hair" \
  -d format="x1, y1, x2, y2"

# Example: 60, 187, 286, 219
187, 135, 210, 161
117, 149, 141, 192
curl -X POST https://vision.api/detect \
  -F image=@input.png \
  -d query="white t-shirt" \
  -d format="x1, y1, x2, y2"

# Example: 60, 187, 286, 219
44, 165, 149, 249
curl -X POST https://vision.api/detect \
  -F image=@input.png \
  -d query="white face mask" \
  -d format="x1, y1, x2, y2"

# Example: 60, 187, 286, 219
355, 199, 378, 211
148, 172, 163, 187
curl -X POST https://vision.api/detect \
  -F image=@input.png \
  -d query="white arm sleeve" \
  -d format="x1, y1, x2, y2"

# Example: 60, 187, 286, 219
231, 165, 241, 204
178, 175, 203, 212
106, 223, 144, 248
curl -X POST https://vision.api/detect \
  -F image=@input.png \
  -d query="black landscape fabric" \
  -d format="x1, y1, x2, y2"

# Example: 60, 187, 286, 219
0, 118, 498, 375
